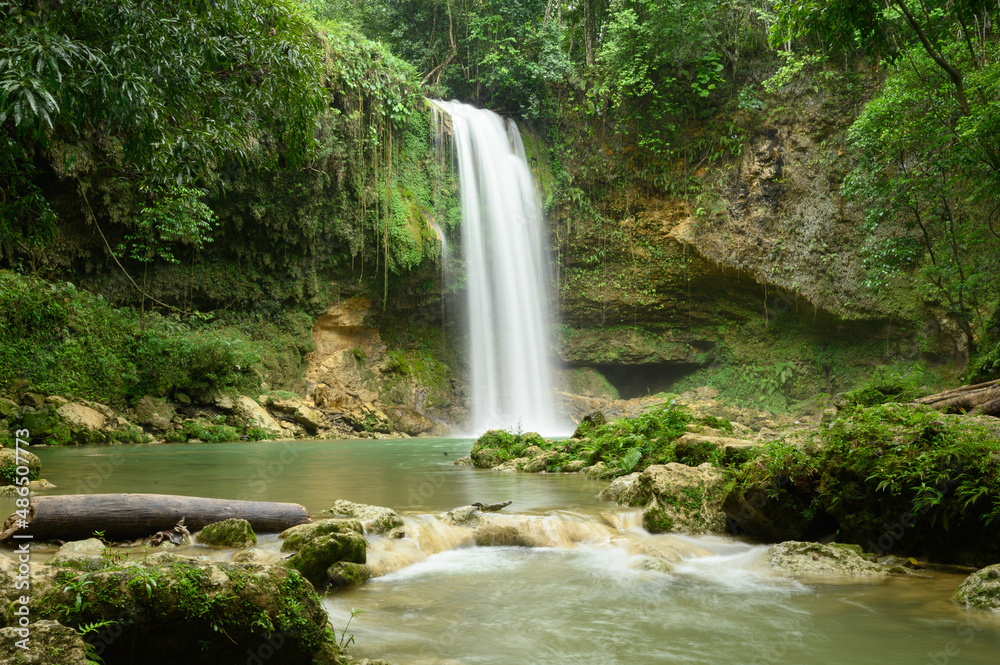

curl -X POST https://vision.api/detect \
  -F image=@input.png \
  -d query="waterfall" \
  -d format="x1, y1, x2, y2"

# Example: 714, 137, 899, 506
431, 100, 565, 435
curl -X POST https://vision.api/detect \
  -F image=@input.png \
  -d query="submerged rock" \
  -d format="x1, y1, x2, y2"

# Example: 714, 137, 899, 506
197, 518, 257, 548
953, 564, 1000, 612
766, 541, 886, 578
619, 463, 728, 534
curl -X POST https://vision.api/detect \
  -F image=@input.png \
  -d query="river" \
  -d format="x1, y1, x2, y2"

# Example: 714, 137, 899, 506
5, 438, 999, 664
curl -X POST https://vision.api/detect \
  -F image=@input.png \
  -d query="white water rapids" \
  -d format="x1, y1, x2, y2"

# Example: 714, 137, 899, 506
431, 100, 566, 436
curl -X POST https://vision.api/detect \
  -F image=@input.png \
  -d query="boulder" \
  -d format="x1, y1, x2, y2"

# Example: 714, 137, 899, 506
197, 518, 257, 548
953, 564, 1000, 612
81, 401, 115, 419
283, 531, 367, 586
673, 433, 759, 466
19, 406, 73, 445
232, 548, 273, 565
2, 557, 339, 664
0, 446, 41, 485
133, 396, 176, 430
44, 395, 69, 407
56, 403, 106, 431
385, 406, 435, 436
452, 456, 474, 466
21, 392, 46, 408
212, 392, 236, 412
572, 410, 607, 439
0, 620, 89, 664
522, 452, 559, 473
598, 472, 641, 502
619, 463, 728, 534
279, 519, 365, 552
327, 500, 404, 535
563, 459, 587, 472
766, 541, 887, 578
49, 538, 107, 569
0, 396, 18, 417
234, 396, 281, 433
292, 404, 328, 434
443, 505, 482, 527
342, 403, 392, 433
326, 561, 372, 587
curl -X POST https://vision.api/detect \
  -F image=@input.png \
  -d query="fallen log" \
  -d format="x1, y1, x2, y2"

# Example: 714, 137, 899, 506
0, 493, 311, 543
914, 379, 1000, 414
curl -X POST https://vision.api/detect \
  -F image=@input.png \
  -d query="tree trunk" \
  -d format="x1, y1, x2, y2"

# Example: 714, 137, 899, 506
1, 493, 311, 542
913, 379, 1000, 414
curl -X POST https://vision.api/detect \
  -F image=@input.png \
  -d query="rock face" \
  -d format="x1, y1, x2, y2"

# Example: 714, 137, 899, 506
618, 463, 728, 534
0, 447, 40, 485
766, 541, 887, 578
953, 564, 1000, 612
197, 518, 257, 548
0, 556, 342, 665
0, 619, 89, 664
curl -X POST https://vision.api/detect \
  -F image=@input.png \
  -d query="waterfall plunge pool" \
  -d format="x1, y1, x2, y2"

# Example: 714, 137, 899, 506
8, 438, 1000, 664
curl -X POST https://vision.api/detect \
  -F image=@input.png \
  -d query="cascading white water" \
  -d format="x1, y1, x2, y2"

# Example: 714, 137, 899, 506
431, 100, 566, 435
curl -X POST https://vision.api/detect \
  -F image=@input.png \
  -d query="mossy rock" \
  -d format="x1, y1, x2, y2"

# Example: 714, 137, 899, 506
197, 518, 257, 548
641, 498, 675, 533
953, 564, 1000, 612
572, 410, 607, 439
20, 406, 73, 445
327, 500, 404, 535
470, 446, 504, 468
0, 447, 41, 485
0, 619, 89, 664
283, 531, 367, 587
326, 561, 372, 588
279, 518, 364, 552
4, 557, 339, 665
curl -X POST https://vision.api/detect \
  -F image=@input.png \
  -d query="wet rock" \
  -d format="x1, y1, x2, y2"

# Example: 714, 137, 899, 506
598, 472, 641, 502
452, 456, 474, 466
197, 518, 257, 548
491, 457, 528, 472
279, 518, 364, 552
619, 463, 728, 534
766, 541, 887, 578
232, 548, 272, 565
953, 564, 1000, 612
1, 446, 41, 484
443, 505, 482, 527
0, 619, 89, 664
326, 561, 372, 587
133, 395, 175, 430
327, 500, 404, 535
283, 531, 367, 586
234, 395, 281, 433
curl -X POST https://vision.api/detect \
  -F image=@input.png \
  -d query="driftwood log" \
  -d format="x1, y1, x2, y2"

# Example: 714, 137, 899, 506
0, 493, 311, 542
914, 379, 1000, 417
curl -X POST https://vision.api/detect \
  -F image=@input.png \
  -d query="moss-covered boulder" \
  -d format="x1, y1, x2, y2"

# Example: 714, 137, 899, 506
18, 406, 73, 445
279, 518, 364, 552
1, 556, 343, 664
0, 619, 89, 664
325, 500, 403, 535
0, 446, 40, 485
597, 472, 641, 502
283, 531, 367, 587
326, 561, 372, 588
619, 463, 729, 534
953, 564, 1000, 612
197, 518, 257, 548
572, 410, 607, 439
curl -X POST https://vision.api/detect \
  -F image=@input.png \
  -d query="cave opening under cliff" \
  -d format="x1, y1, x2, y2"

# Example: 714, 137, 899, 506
594, 363, 701, 400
